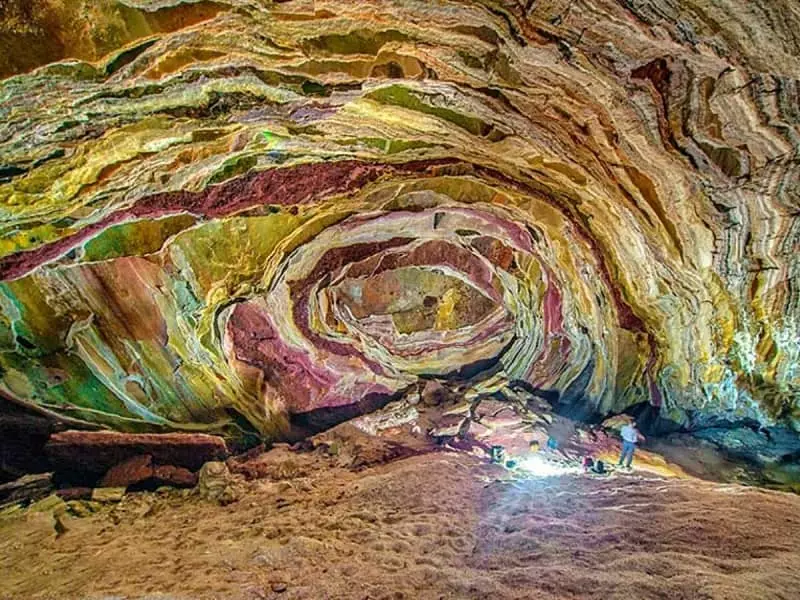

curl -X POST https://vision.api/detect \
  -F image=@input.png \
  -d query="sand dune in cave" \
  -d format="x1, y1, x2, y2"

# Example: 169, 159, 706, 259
2, 448, 798, 600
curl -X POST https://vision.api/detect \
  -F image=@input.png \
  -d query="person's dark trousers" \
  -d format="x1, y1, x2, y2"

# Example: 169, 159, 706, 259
618, 441, 636, 467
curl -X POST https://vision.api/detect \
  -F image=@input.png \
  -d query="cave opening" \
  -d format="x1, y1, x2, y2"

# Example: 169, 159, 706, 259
1, 0, 800, 596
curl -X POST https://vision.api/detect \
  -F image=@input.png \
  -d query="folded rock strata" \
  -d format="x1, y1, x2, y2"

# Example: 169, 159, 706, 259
0, 0, 798, 444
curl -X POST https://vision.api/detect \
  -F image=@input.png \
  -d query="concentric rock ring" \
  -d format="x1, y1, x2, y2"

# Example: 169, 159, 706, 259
0, 0, 798, 441
217, 182, 632, 433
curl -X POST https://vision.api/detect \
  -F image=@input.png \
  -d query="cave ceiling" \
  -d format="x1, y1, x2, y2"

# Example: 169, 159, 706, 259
0, 0, 798, 442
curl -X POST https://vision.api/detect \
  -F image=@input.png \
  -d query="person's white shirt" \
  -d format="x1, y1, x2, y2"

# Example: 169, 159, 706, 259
621, 424, 639, 443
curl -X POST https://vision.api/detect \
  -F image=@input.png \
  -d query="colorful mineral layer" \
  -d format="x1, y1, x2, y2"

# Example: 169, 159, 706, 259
1, 0, 799, 447
3, 2, 800, 598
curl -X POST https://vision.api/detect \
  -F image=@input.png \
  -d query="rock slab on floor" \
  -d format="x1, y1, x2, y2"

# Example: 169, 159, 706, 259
0, 473, 53, 508
99, 454, 154, 488
196, 461, 242, 505
46, 431, 228, 477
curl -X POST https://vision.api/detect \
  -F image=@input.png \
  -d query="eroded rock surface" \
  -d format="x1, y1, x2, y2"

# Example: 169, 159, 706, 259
0, 1, 798, 445
45, 431, 228, 478
2, 450, 800, 600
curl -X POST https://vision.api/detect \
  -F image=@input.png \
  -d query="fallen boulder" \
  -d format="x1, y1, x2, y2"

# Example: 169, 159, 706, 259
312, 423, 419, 469
98, 454, 199, 490
0, 473, 53, 507
228, 444, 314, 481
46, 431, 229, 478
429, 413, 469, 439
153, 465, 197, 488
91, 487, 126, 503
350, 400, 419, 436
196, 461, 242, 505
99, 454, 154, 488
421, 380, 449, 406
55, 487, 92, 501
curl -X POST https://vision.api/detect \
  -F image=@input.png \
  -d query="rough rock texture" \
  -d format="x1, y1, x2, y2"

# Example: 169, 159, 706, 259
99, 453, 154, 488
0, 398, 60, 481
0, 473, 53, 507
153, 463, 197, 487
0, 1, 799, 443
45, 431, 228, 477
196, 460, 242, 505
97, 452, 198, 488
2, 451, 800, 600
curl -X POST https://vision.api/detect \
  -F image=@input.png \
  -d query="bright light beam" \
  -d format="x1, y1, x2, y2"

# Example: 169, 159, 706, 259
516, 454, 578, 477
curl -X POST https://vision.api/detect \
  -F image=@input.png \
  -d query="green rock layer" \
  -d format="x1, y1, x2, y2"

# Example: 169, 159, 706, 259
0, 0, 798, 442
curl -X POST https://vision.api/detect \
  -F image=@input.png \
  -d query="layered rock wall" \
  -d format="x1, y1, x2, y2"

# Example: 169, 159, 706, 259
0, 0, 798, 441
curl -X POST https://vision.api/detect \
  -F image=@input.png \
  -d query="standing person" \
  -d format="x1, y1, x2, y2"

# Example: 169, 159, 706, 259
617, 421, 644, 470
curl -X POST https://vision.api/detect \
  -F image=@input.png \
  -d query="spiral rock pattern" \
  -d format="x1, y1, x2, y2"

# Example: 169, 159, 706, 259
0, 0, 798, 440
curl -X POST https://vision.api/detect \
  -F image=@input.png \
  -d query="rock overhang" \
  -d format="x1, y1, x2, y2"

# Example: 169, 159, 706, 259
0, 0, 798, 443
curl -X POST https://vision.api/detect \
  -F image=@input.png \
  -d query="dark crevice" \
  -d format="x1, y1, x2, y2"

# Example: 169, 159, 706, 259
0, 398, 59, 483
287, 388, 409, 442
0, 165, 28, 183
104, 38, 159, 76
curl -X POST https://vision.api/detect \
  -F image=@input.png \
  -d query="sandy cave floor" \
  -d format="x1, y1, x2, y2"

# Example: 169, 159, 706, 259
1, 449, 800, 600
